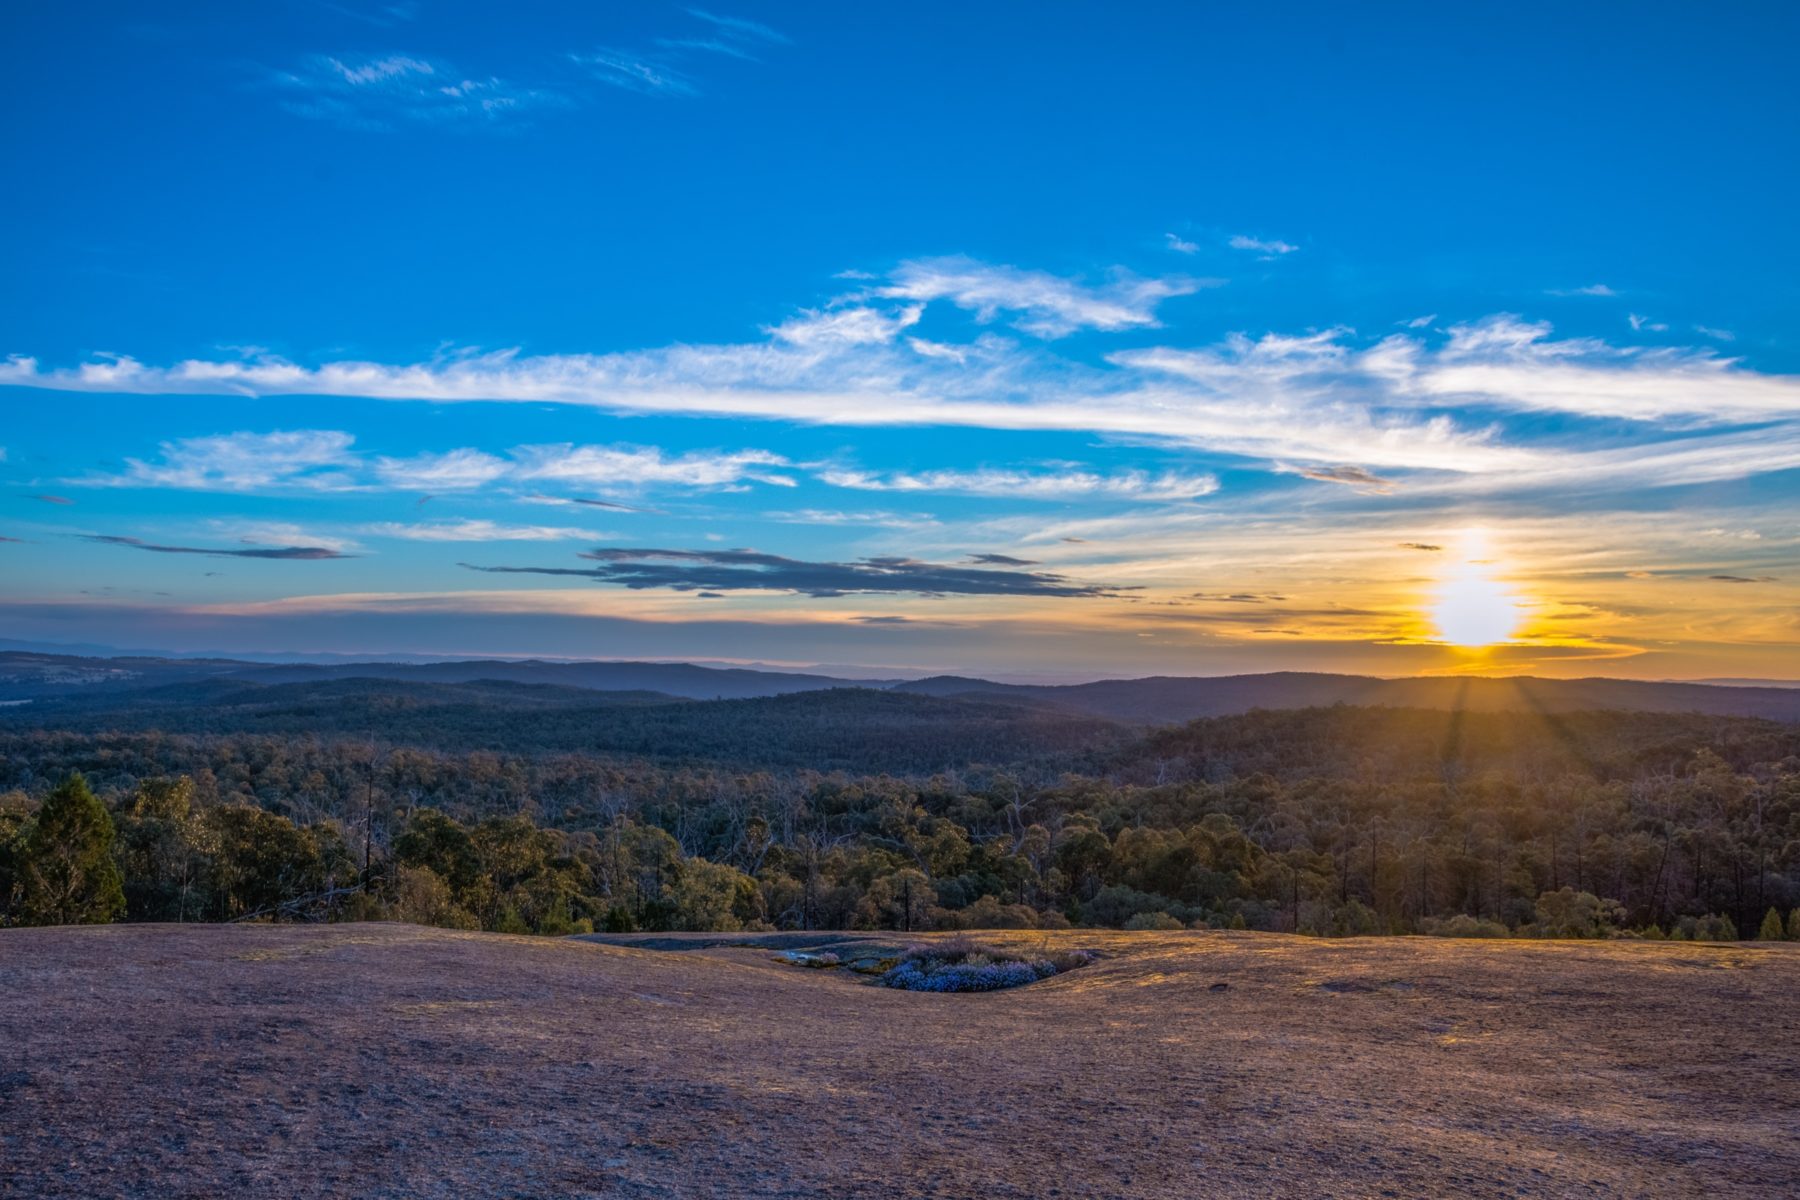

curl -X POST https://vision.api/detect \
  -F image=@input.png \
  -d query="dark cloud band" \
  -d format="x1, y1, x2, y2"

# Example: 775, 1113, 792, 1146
461, 546, 1128, 598
86, 535, 351, 560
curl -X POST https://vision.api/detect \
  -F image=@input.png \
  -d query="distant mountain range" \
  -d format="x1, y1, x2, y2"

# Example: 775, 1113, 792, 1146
5, 649, 1800, 723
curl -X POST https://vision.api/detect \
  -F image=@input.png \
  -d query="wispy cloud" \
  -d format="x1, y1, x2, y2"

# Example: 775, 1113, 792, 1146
372, 447, 508, 490
574, 8, 788, 98
874, 256, 1206, 337
10, 260, 1800, 498
687, 9, 789, 45
461, 546, 1130, 598
1164, 233, 1199, 255
361, 519, 609, 542
507, 444, 794, 490
1547, 284, 1618, 297
764, 509, 940, 529
817, 465, 1220, 501
85, 430, 360, 492
205, 520, 360, 554
31, 494, 75, 505
1228, 234, 1299, 258
85, 535, 352, 560
271, 54, 558, 130
573, 50, 697, 96
314, 1, 420, 27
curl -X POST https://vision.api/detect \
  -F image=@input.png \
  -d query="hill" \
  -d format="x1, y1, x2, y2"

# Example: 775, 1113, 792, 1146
0, 650, 891, 702
11, 650, 1800, 723
2, 679, 1122, 772
2, 924, 1794, 1199
896, 670, 1800, 722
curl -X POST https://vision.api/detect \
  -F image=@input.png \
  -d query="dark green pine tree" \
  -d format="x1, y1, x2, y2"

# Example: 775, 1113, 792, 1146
17, 775, 126, 926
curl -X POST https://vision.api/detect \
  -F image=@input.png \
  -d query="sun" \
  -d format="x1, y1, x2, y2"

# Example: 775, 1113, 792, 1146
1429, 531, 1523, 647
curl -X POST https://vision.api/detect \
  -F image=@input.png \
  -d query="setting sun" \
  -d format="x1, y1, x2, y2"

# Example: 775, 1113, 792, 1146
1431, 532, 1524, 647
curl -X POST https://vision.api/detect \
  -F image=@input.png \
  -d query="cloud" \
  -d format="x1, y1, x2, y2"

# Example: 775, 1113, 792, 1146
967, 553, 1039, 566
271, 54, 557, 129
534, 495, 649, 512
687, 9, 790, 44
817, 466, 1219, 501
763, 509, 939, 529
769, 305, 923, 347
85, 535, 352, 560
1228, 234, 1298, 257
0, 536, 23, 544
576, 9, 787, 97
361, 519, 607, 542
315, 1, 421, 27
31, 494, 75, 505
1296, 465, 1397, 494
1164, 233, 1199, 255
86, 430, 360, 492
1398, 542, 1443, 552
508, 444, 794, 490
373, 448, 509, 490
206, 520, 359, 554
1694, 325, 1736, 342
1367, 314, 1800, 423
460, 546, 1128, 598
86, 433, 793, 498
10, 261, 1800, 496
1627, 313, 1669, 333
1707, 574, 1778, 583
874, 256, 1205, 337
1547, 284, 1618, 297
1186, 592, 1286, 603
574, 50, 697, 96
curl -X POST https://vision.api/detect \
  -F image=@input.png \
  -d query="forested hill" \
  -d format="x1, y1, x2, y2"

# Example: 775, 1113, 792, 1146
6, 649, 1800, 723
0, 650, 885, 702
2, 679, 1121, 774
896, 671, 1800, 723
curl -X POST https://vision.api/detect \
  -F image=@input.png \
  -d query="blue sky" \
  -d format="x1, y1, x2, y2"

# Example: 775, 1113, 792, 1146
3, 2, 1797, 679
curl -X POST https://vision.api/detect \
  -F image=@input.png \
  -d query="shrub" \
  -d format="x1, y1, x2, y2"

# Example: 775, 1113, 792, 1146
1672, 913, 1740, 942
1533, 888, 1626, 939
876, 937, 1093, 993
1420, 914, 1510, 938
1758, 907, 1785, 941
1123, 911, 1184, 931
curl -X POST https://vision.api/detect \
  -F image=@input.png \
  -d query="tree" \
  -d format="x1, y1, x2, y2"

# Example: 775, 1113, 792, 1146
15, 775, 126, 926
859, 869, 936, 932
0, 789, 30, 923
1534, 888, 1625, 939
1757, 907, 1785, 941
671, 857, 761, 931
388, 864, 479, 929
205, 805, 337, 920
114, 777, 213, 922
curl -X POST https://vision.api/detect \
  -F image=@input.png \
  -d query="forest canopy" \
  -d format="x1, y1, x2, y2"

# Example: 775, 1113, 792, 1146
2, 699, 1798, 941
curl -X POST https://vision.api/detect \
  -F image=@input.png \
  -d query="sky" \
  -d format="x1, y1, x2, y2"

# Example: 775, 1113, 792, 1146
2, 1, 1798, 681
